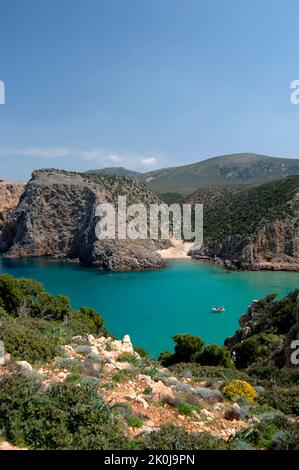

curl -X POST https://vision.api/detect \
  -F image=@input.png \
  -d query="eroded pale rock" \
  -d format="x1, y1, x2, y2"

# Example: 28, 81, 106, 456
15, 361, 33, 372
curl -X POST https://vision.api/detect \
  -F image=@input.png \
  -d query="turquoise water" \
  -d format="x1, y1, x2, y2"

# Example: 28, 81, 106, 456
0, 257, 298, 356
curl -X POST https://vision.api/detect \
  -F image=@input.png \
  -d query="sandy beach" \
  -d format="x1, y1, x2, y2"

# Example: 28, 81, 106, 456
158, 239, 194, 259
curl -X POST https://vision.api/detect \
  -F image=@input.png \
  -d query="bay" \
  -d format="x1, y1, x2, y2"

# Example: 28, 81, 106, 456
0, 257, 297, 356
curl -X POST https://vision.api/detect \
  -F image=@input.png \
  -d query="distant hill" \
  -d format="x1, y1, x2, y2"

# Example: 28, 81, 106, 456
86, 167, 142, 178
141, 153, 299, 194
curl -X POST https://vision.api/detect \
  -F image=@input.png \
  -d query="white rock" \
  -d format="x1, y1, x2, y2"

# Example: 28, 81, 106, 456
136, 374, 155, 386
134, 397, 149, 409
114, 362, 132, 371
139, 426, 159, 434
200, 409, 214, 418
15, 361, 33, 372
57, 371, 66, 380
122, 335, 134, 353
102, 363, 117, 373
61, 345, 76, 358
110, 340, 122, 351
151, 380, 174, 400
94, 337, 106, 347
89, 345, 100, 356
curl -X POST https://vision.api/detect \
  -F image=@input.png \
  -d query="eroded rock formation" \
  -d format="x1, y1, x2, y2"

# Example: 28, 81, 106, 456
0, 170, 169, 271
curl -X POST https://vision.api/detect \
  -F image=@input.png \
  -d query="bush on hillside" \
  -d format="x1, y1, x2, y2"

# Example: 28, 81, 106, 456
222, 380, 257, 403
0, 274, 107, 363
0, 318, 58, 363
258, 388, 299, 416
131, 424, 227, 450
160, 335, 234, 368
0, 374, 126, 449
194, 344, 234, 368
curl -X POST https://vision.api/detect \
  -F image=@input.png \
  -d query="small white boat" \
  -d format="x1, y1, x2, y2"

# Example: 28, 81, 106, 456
211, 306, 225, 312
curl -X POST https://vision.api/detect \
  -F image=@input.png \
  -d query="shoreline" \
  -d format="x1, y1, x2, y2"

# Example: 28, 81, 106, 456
158, 239, 194, 259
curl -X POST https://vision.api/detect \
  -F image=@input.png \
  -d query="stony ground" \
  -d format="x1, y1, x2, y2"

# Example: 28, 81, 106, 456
0, 333, 253, 450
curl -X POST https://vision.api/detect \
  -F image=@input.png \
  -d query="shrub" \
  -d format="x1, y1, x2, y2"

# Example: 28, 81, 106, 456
73, 345, 94, 355
112, 370, 134, 383
177, 402, 194, 417
0, 374, 126, 449
169, 363, 254, 383
72, 307, 106, 335
194, 344, 234, 368
0, 274, 23, 316
177, 401, 202, 416
134, 347, 149, 358
159, 351, 173, 366
127, 416, 143, 428
1, 318, 58, 363
78, 359, 101, 378
233, 337, 262, 369
234, 412, 292, 450
270, 428, 299, 450
248, 364, 299, 387
81, 376, 101, 387
55, 357, 80, 369
132, 424, 227, 450
117, 352, 136, 363
143, 386, 153, 395
64, 373, 81, 383
222, 380, 257, 403
0, 274, 108, 366
160, 335, 205, 366
258, 388, 299, 416
172, 334, 205, 363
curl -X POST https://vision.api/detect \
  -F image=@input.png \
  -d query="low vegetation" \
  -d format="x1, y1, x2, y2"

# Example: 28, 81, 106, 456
159, 334, 234, 368
222, 380, 257, 404
0, 274, 107, 363
198, 176, 299, 246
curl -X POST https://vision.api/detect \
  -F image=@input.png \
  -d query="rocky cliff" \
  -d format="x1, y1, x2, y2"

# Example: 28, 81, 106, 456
189, 177, 299, 271
0, 180, 25, 213
224, 289, 299, 369
0, 170, 169, 271
0, 180, 25, 231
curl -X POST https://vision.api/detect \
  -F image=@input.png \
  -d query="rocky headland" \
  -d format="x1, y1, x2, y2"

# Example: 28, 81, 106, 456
0, 170, 169, 271
188, 176, 299, 271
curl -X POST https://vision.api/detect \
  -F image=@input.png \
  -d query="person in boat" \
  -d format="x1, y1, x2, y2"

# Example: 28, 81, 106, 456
212, 306, 225, 312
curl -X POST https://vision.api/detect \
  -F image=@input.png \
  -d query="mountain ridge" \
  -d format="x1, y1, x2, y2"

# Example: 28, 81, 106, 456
86, 153, 299, 194
141, 153, 299, 193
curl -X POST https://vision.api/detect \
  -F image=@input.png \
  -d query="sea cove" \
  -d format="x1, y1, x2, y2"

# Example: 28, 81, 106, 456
0, 256, 297, 356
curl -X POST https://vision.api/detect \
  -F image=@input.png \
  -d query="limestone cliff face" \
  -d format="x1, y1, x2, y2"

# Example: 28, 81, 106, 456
0, 170, 168, 271
0, 180, 25, 213
190, 192, 299, 271
0, 180, 25, 231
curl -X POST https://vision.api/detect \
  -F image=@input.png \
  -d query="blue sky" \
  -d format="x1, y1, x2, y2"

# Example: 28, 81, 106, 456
1, 0, 299, 179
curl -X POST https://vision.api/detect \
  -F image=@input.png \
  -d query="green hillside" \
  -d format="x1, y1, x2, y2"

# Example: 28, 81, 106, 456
142, 153, 299, 194
86, 167, 142, 178
193, 176, 299, 246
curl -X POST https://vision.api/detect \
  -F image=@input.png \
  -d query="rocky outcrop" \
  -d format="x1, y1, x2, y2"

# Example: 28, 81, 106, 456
0, 170, 169, 271
0, 180, 25, 213
0, 180, 25, 231
225, 290, 299, 369
190, 191, 299, 271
